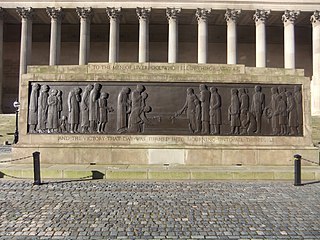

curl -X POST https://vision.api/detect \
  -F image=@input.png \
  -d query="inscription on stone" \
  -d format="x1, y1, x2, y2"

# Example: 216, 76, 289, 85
28, 81, 303, 136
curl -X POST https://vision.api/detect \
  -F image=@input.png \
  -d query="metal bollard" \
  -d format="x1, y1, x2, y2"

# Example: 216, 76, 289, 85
294, 154, 302, 186
33, 151, 41, 185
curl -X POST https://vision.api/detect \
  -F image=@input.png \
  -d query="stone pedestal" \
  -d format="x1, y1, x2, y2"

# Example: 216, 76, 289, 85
14, 63, 317, 166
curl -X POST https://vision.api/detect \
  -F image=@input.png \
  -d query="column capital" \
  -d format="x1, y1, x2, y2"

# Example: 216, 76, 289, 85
253, 9, 270, 24
76, 7, 93, 20
282, 10, 300, 24
311, 10, 320, 24
195, 8, 212, 22
106, 7, 121, 20
166, 8, 181, 20
136, 7, 151, 20
16, 7, 34, 20
225, 9, 241, 23
46, 7, 64, 21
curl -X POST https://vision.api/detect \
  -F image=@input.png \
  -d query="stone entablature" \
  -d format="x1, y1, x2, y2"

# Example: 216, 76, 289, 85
1, 1, 320, 11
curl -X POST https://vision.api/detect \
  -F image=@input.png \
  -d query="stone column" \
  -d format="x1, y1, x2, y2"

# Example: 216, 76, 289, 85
16, 7, 34, 77
253, 9, 270, 68
0, 8, 3, 113
311, 11, 320, 115
282, 10, 300, 69
196, 8, 211, 64
136, 7, 151, 63
46, 7, 63, 66
107, 7, 121, 63
166, 8, 181, 63
76, 7, 93, 65
225, 9, 241, 64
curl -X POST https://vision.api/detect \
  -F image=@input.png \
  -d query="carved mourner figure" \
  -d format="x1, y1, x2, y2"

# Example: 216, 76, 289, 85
228, 88, 240, 134
277, 95, 287, 135
117, 87, 131, 133
28, 83, 39, 133
68, 87, 81, 133
128, 84, 145, 133
174, 88, 201, 133
286, 91, 298, 135
89, 83, 102, 133
294, 85, 303, 134
98, 92, 114, 133
250, 85, 265, 134
59, 115, 68, 133
239, 88, 249, 135
209, 87, 221, 135
270, 87, 280, 135
278, 86, 287, 134
37, 85, 49, 133
47, 89, 59, 133
81, 84, 94, 133
199, 84, 210, 134
57, 90, 62, 119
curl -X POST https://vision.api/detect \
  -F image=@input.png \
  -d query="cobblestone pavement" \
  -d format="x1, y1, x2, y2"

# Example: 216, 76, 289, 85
0, 180, 319, 240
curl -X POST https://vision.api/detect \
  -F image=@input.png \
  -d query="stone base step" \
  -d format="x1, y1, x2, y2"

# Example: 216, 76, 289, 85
0, 164, 319, 181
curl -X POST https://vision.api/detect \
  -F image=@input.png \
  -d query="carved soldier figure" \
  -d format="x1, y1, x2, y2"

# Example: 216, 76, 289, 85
89, 83, 102, 133
47, 89, 59, 133
278, 86, 287, 133
209, 87, 221, 135
294, 85, 303, 134
28, 83, 40, 133
57, 90, 63, 119
174, 88, 201, 133
81, 84, 94, 133
250, 85, 265, 134
97, 92, 114, 133
228, 88, 240, 134
117, 87, 131, 133
286, 91, 298, 135
68, 87, 81, 133
128, 84, 145, 133
37, 85, 49, 133
199, 84, 210, 134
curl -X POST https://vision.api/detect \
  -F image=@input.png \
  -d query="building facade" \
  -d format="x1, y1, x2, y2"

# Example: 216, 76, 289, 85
0, 1, 319, 114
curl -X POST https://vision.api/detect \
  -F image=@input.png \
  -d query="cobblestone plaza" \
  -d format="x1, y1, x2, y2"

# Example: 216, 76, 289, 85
0, 180, 319, 239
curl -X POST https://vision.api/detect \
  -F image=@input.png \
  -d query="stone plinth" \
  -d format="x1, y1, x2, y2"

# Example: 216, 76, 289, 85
13, 63, 318, 165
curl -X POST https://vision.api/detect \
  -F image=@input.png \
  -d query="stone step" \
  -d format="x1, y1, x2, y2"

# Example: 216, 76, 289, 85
0, 163, 319, 181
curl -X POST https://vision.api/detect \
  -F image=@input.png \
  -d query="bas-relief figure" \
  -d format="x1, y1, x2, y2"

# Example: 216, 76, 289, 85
117, 87, 131, 133
68, 87, 81, 133
81, 84, 93, 133
47, 89, 59, 133
228, 88, 240, 134
209, 87, 221, 135
27, 82, 304, 136
174, 88, 201, 133
89, 83, 101, 133
199, 84, 210, 134
28, 83, 39, 133
98, 92, 114, 133
250, 85, 265, 134
37, 85, 49, 133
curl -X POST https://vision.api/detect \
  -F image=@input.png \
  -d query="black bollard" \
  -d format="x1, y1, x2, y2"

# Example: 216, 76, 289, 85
294, 154, 302, 186
33, 151, 41, 185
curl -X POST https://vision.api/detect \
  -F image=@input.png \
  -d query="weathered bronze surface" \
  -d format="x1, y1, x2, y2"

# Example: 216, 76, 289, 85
27, 81, 303, 136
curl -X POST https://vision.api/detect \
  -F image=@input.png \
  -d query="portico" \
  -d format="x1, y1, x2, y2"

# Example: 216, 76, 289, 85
0, 1, 318, 115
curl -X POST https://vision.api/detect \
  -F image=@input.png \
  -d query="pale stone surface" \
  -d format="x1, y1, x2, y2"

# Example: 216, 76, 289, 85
149, 149, 185, 164
185, 149, 222, 165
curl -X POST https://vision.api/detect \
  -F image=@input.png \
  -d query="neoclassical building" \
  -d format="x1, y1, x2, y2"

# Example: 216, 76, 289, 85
0, 0, 319, 114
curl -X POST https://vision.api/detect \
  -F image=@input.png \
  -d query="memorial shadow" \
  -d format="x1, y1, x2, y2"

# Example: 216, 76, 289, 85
40, 170, 105, 185
301, 180, 320, 186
